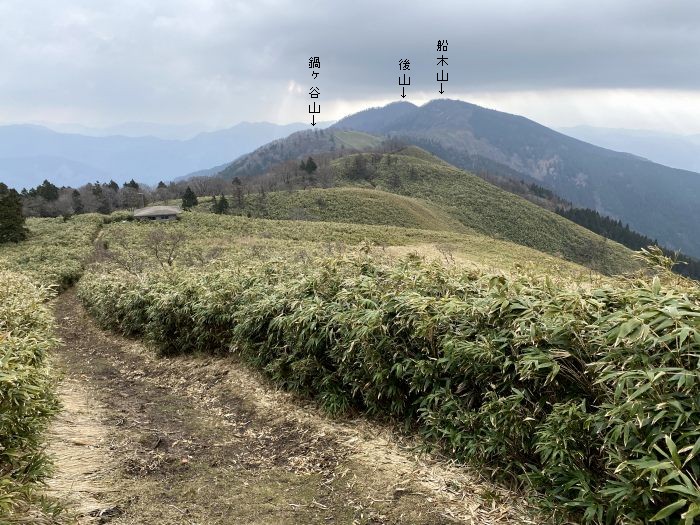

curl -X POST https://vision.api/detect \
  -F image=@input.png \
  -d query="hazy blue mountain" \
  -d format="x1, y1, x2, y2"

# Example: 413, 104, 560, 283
177, 161, 233, 181
0, 156, 112, 191
0, 121, 315, 189
331, 99, 700, 257
559, 125, 700, 173
41, 121, 213, 140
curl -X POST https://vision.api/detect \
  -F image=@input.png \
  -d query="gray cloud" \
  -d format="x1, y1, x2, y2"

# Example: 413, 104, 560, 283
0, 0, 699, 127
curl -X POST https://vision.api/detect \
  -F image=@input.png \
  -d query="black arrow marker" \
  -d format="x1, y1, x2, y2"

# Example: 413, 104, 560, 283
439, 82, 444, 94
311, 115, 316, 126
401, 86, 406, 99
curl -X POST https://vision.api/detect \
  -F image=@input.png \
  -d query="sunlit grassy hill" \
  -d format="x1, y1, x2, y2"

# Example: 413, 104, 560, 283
194, 187, 467, 233
327, 147, 637, 274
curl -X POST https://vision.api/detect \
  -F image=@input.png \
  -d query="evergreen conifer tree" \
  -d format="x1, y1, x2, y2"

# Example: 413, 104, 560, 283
0, 183, 27, 243
36, 179, 59, 201
182, 186, 198, 210
217, 193, 229, 214
304, 156, 317, 174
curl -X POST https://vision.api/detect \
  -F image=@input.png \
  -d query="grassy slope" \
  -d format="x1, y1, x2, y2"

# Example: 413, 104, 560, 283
330, 147, 636, 274
112, 211, 608, 282
195, 187, 468, 233
333, 130, 383, 150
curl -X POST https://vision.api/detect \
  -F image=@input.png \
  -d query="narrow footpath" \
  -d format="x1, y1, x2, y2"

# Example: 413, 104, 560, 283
47, 290, 541, 525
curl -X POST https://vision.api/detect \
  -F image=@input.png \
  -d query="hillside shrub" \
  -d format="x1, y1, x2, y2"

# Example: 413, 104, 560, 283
77, 255, 700, 523
0, 271, 59, 518
0, 214, 103, 290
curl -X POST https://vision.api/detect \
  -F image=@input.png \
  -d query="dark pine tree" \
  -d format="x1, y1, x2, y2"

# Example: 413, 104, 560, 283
182, 186, 198, 210
92, 182, 103, 197
96, 198, 111, 215
304, 156, 318, 174
216, 194, 229, 214
0, 183, 27, 243
36, 179, 60, 201
348, 154, 370, 181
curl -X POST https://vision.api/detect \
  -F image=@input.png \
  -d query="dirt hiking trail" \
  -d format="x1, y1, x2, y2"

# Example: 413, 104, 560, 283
47, 290, 542, 525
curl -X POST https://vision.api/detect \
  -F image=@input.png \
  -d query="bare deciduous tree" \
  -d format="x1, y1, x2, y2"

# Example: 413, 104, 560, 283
148, 229, 188, 269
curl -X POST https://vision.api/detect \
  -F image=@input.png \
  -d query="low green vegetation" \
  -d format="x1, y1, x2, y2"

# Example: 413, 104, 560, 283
77, 248, 700, 523
0, 271, 60, 519
219, 129, 383, 180
193, 187, 467, 233
0, 182, 675, 523
189, 145, 638, 276
0, 214, 103, 290
98, 212, 596, 280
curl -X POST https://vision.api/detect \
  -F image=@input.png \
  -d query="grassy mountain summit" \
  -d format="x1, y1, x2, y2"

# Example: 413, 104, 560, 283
332, 99, 700, 258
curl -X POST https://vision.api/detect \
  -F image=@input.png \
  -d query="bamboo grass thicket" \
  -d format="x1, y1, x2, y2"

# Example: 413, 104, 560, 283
0, 271, 59, 518
0, 215, 105, 520
0, 214, 104, 290
78, 253, 700, 523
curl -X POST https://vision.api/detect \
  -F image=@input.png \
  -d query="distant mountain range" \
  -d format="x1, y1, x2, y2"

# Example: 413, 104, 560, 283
559, 125, 700, 173
35, 121, 215, 140
0, 121, 325, 190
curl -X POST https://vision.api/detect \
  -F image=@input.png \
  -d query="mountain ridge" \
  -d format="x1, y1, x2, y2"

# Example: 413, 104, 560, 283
331, 99, 700, 257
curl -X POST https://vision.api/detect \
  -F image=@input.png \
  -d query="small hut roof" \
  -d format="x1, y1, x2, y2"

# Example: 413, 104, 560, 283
133, 205, 182, 218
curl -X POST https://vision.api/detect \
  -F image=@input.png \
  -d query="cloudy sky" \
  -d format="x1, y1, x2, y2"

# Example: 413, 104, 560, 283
1, 0, 700, 133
